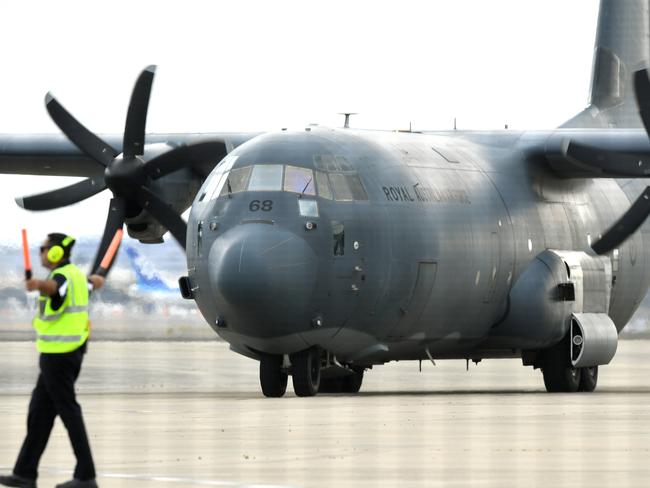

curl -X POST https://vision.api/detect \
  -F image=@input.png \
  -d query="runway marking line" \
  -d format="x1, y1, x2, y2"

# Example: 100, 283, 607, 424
0, 467, 298, 488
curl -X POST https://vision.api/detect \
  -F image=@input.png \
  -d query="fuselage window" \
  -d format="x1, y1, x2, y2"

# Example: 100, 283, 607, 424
218, 166, 252, 198
332, 221, 345, 256
315, 171, 333, 199
284, 166, 315, 195
248, 164, 284, 191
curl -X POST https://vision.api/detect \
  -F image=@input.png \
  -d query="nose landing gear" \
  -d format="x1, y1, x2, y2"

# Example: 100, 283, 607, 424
290, 348, 322, 397
259, 348, 322, 397
259, 347, 365, 397
259, 354, 288, 397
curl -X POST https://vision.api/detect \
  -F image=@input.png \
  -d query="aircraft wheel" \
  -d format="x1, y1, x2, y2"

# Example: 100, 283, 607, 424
291, 348, 321, 397
260, 354, 287, 398
341, 369, 364, 393
541, 340, 581, 393
318, 377, 343, 393
578, 366, 598, 392
543, 365, 581, 393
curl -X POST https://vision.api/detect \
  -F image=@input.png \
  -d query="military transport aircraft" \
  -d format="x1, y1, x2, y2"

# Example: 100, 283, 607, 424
1, 0, 649, 397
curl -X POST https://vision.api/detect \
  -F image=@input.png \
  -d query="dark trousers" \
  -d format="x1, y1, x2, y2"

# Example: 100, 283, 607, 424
13, 345, 95, 481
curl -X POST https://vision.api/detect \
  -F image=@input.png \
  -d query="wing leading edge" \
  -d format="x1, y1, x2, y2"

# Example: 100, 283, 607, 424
0, 132, 258, 178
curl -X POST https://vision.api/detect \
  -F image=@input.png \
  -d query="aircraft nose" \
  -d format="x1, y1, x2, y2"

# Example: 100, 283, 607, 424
208, 224, 318, 333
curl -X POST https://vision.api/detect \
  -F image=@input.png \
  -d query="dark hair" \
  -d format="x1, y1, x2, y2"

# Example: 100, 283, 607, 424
47, 233, 75, 260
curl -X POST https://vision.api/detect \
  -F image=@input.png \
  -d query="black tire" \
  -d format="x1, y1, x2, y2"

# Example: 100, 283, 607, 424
579, 366, 598, 392
541, 339, 581, 393
341, 369, 364, 393
543, 364, 581, 392
291, 348, 321, 397
318, 377, 343, 393
260, 354, 287, 398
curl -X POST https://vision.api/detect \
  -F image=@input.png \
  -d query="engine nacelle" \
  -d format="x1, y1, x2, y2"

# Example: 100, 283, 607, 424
125, 165, 202, 244
490, 249, 614, 350
491, 250, 573, 348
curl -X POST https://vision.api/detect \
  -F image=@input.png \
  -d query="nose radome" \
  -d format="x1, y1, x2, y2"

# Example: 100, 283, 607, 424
208, 224, 318, 330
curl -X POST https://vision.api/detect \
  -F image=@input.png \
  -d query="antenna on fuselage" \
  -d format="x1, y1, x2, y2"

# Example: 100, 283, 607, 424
339, 112, 357, 129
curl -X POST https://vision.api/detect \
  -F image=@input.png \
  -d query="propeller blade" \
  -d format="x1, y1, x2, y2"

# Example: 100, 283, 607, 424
592, 186, 650, 255
91, 197, 127, 274
565, 141, 650, 177
634, 69, 650, 133
144, 141, 226, 179
15, 177, 106, 210
45, 93, 118, 166
123, 65, 156, 158
133, 186, 187, 249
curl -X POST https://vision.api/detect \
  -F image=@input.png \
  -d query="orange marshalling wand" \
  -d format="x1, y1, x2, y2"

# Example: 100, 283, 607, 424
96, 228, 124, 277
21, 229, 32, 280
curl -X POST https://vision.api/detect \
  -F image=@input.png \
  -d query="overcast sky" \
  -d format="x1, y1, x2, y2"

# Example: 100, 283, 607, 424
0, 0, 600, 244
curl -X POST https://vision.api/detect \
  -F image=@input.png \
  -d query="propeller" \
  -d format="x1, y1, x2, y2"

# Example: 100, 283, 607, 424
16, 66, 223, 274
590, 69, 650, 255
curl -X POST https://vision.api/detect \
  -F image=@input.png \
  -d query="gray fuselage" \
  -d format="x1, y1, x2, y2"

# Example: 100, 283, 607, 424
187, 127, 650, 365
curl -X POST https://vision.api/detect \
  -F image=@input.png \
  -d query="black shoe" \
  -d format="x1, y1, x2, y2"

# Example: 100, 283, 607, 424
0, 474, 36, 488
55, 480, 97, 488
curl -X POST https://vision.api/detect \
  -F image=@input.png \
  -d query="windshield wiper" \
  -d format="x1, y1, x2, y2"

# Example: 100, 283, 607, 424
300, 177, 313, 198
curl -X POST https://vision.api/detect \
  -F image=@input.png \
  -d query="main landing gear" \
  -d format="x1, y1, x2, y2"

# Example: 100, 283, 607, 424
259, 347, 364, 397
540, 338, 599, 393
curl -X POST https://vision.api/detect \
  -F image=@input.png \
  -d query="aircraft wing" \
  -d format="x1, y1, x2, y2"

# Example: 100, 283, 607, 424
0, 132, 260, 178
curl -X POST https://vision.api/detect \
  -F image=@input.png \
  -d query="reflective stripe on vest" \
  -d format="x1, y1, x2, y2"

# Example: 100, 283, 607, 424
37, 334, 83, 342
37, 306, 88, 322
33, 263, 90, 354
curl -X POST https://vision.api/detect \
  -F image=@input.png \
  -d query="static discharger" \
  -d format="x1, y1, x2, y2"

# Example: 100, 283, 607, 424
96, 228, 124, 277
21, 229, 32, 280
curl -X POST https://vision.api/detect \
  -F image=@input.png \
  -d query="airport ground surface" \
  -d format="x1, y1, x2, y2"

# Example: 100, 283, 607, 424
1, 340, 649, 488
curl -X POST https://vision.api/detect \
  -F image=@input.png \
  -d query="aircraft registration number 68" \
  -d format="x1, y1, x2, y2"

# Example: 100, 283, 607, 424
249, 200, 273, 212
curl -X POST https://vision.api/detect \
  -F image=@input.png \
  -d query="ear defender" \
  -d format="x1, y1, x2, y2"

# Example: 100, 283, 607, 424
47, 245, 64, 263
47, 235, 75, 264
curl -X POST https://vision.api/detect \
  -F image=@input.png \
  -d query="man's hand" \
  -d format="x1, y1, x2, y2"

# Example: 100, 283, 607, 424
25, 279, 58, 296
25, 279, 40, 292
88, 274, 105, 290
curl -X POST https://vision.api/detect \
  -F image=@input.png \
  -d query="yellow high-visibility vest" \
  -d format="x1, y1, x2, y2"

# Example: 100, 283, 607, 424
33, 263, 89, 353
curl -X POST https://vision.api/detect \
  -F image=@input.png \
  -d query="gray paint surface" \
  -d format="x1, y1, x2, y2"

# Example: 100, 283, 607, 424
0, 0, 649, 385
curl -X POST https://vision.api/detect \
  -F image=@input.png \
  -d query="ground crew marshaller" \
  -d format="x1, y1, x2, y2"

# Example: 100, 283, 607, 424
0, 233, 105, 488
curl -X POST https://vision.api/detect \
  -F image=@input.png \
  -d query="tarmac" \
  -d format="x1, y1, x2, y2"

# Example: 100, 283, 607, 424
1, 339, 650, 488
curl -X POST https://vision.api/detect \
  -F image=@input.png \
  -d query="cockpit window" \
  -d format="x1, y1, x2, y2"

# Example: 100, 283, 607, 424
218, 165, 252, 198
328, 173, 368, 201
248, 165, 284, 191
345, 174, 368, 201
228, 166, 253, 192
315, 171, 333, 199
298, 199, 319, 217
284, 166, 315, 195
198, 154, 239, 202
328, 173, 353, 201
200, 161, 368, 202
